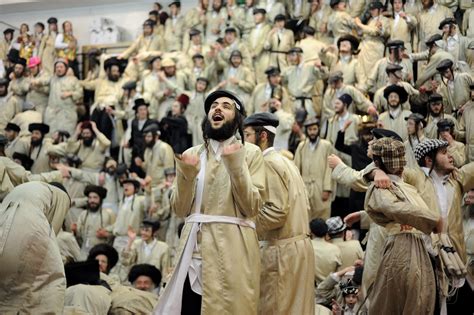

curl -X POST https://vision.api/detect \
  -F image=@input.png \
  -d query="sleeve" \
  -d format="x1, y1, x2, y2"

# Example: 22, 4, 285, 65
55, 33, 68, 49
170, 153, 199, 217
315, 274, 340, 306
334, 130, 352, 155
448, 143, 466, 168
80, 78, 98, 90
237, 68, 256, 93
121, 240, 138, 267
66, 135, 81, 154
322, 146, 333, 192
70, 78, 83, 102
121, 38, 140, 59
95, 130, 112, 151
352, 87, 373, 113
457, 162, 474, 192
221, 145, 265, 217
69, 167, 100, 185
331, 162, 375, 192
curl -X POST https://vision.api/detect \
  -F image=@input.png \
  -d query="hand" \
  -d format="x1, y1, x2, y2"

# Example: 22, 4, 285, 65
61, 91, 72, 99
163, 88, 173, 97
337, 265, 355, 278
228, 77, 239, 85
134, 157, 143, 167
9, 72, 15, 80
70, 223, 77, 233
401, 51, 410, 59
376, 120, 384, 128
399, 12, 407, 19
439, 131, 454, 145
342, 119, 353, 132
158, 71, 166, 81
433, 218, 443, 234
96, 228, 109, 239
344, 211, 361, 227
331, 299, 342, 315
328, 154, 343, 169
222, 143, 242, 156
148, 204, 158, 216
105, 106, 115, 115
320, 23, 327, 34
322, 191, 331, 202
367, 106, 378, 116
181, 153, 200, 166
56, 163, 71, 178
218, 80, 227, 88
314, 59, 322, 68
90, 120, 98, 132
374, 169, 391, 188
127, 226, 137, 240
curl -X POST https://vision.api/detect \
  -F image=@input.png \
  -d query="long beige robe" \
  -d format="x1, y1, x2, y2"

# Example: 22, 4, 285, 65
81, 77, 124, 110
294, 138, 334, 219
377, 108, 412, 141
311, 237, 342, 284
357, 16, 390, 78
248, 23, 272, 84
164, 15, 186, 52
417, 4, 453, 52
327, 11, 355, 42
56, 229, 81, 264
389, 12, 417, 53
320, 52, 367, 92
38, 31, 57, 74
247, 83, 292, 114
158, 139, 265, 314
0, 182, 71, 314
26, 70, 50, 115
142, 139, 175, 186
113, 195, 146, 237
459, 101, 474, 162
257, 149, 315, 315
121, 238, 171, 275
76, 208, 116, 259
365, 179, 440, 315
438, 72, 473, 114
263, 28, 294, 71
66, 131, 111, 171
184, 92, 206, 147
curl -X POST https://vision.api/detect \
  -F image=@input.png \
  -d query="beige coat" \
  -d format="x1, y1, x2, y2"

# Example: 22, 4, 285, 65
4, 136, 28, 158
28, 137, 54, 174
160, 139, 265, 314
248, 23, 272, 84
286, 0, 310, 19
56, 229, 81, 264
204, 9, 228, 45
410, 47, 454, 88
297, 37, 327, 65
263, 28, 294, 70
294, 138, 334, 219
219, 65, 256, 105
164, 15, 186, 52
142, 139, 175, 186
417, 4, 453, 51
11, 110, 42, 137
311, 237, 342, 284
121, 238, 171, 274
247, 82, 292, 114
373, 81, 418, 112
389, 12, 417, 53
0, 182, 70, 314
320, 52, 367, 92
438, 72, 473, 114
357, 16, 390, 78
76, 208, 116, 258
377, 108, 412, 141
308, 4, 333, 44
38, 31, 57, 74
66, 130, 111, 171
424, 113, 457, 139
459, 101, 474, 162
257, 148, 315, 315
449, 140, 467, 168
26, 70, 51, 115
113, 195, 146, 237
330, 238, 364, 270
81, 77, 124, 110
327, 11, 355, 42
184, 91, 206, 146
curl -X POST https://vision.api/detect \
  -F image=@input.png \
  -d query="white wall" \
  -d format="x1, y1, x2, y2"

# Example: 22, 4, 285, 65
0, 1, 195, 48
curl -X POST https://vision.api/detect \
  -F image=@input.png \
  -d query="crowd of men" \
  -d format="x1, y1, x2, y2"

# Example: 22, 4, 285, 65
0, 0, 474, 314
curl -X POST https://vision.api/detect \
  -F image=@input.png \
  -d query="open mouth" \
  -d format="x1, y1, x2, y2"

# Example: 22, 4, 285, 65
212, 113, 224, 122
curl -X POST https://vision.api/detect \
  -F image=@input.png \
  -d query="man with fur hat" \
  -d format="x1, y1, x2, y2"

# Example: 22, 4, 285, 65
44, 58, 83, 135
425, 92, 458, 139
438, 118, 466, 167
243, 111, 315, 314
66, 120, 111, 172
459, 84, 474, 162
4, 123, 27, 158
264, 14, 295, 71
294, 117, 334, 220
73, 185, 116, 259
155, 90, 265, 314
377, 84, 412, 141
128, 264, 162, 293
122, 218, 171, 281
26, 122, 53, 173
26, 56, 50, 115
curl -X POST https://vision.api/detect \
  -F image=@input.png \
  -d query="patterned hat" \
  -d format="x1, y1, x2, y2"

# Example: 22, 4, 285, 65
413, 139, 448, 162
372, 138, 406, 174
340, 279, 359, 296
326, 216, 347, 235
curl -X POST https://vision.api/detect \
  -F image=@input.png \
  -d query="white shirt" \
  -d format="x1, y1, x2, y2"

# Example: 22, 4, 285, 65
143, 239, 157, 257
389, 106, 402, 119
210, 136, 235, 161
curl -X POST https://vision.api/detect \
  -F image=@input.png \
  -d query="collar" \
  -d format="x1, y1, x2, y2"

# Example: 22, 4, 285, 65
124, 195, 134, 202
448, 33, 459, 41
389, 106, 402, 119
144, 238, 157, 247
338, 111, 350, 121
210, 136, 235, 161
387, 174, 402, 182
262, 147, 275, 157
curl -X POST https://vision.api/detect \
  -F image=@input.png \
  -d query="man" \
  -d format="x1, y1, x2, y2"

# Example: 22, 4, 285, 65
73, 185, 116, 259
459, 84, 474, 162
294, 118, 333, 220
27, 122, 53, 174
281, 46, 327, 117
438, 119, 466, 168
203, 0, 228, 45
128, 264, 162, 293
26, 56, 50, 115
0, 182, 70, 314
217, 27, 252, 69
243, 111, 314, 314
135, 123, 174, 187
425, 93, 458, 139
0, 28, 14, 63
327, 0, 356, 42
155, 58, 186, 120
436, 58, 473, 115
417, 0, 453, 52
183, 53, 215, 92
4, 123, 27, 158
248, 66, 290, 114
248, 8, 271, 84
439, 17, 474, 72
326, 216, 364, 270
38, 17, 58, 74
320, 34, 366, 92
66, 121, 111, 172
186, 29, 211, 61
0, 78, 10, 116
264, 14, 294, 71
155, 90, 265, 314
32, 22, 46, 58
404, 113, 427, 168
44, 59, 82, 135
377, 84, 412, 141
296, 26, 326, 66
164, 1, 186, 52
310, 218, 342, 285
389, 0, 417, 53
185, 77, 208, 146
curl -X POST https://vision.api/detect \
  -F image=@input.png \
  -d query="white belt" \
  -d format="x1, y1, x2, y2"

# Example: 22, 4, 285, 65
185, 213, 256, 229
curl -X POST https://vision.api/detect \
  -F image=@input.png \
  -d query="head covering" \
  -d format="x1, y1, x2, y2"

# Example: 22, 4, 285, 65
371, 128, 403, 141
116, 163, 128, 176
429, 93, 443, 103
337, 34, 360, 52
87, 244, 119, 271
143, 123, 160, 135
122, 178, 141, 190
28, 56, 41, 68
304, 117, 320, 127
149, 55, 162, 66
330, 0, 342, 8
0, 78, 8, 86
47, 17, 58, 24
5, 122, 20, 133
3, 28, 14, 35
253, 8, 266, 15
84, 185, 107, 200
425, 33, 443, 46
358, 115, 377, 132
229, 50, 243, 59
437, 119, 455, 133
168, 1, 181, 7
439, 17, 457, 30
340, 279, 359, 297
383, 84, 408, 104
264, 66, 280, 77
287, 47, 303, 54
243, 112, 280, 134
436, 59, 453, 72
413, 139, 448, 162
12, 152, 34, 170
143, 19, 156, 27
161, 58, 175, 67
404, 113, 427, 127
65, 260, 100, 288
274, 14, 286, 22
295, 108, 308, 124
372, 138, 406, 173
386, 39, 405, 49
104, 56, 123, 72
142, 218, 161, 232
164, 167, 176, 176
196, 76, 209, 84
122, 81, 137, 90
28, 123, 50, 134
133, 98, 149, 111
192, 53, 204, 60
177, 94, 190, 106
368, 1, 384, 10
225, 27, 237, 34
189, 28, 201, 37
204, 90, 245, 115
54, 58, 68, 68
338, 94, 353, 107
310, 218, 328, 237
303, 26, 315, 35
328, 71, 344, 83
385, 63, 403, 74
326, 216, 347, 235
15, 58, 27, 67
128, 264, 162, 286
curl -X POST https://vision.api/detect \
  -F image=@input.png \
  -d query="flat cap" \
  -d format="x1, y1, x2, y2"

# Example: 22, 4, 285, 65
385, 63, 403, 74
404, 113, 427, 127
428, 93, 443, 103
47, 17, 58, 24
439, 17, 457, 30
253, 8, 266, 15
304, 117, 320, 127
386, 39, 405, 49
425, 33, 443, 46
328, 71, 344, 83
243, 112, 280, 134
368, 1, 384, 10
371, 128, 403, 141
264, 66, 280, 76
414, 139, 448, 162
436, 59, 454, 72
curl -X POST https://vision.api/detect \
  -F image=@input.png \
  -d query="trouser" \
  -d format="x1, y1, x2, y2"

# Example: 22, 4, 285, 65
181, 275, 202, 315
447, 281, 474, 315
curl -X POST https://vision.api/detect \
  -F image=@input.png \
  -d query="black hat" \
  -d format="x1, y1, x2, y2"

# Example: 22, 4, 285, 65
303, 26, 316, 36
84, 185, 108, 200
439, 17, 457, 30
168, 1, 181, 7
133, 98, 149, 111
128, 264, 162, 286
429, 93, 443, 103
309, 218, 328, 237
15, 58, 27, 67
386, 39, 405, 49
47, 17, 58, 24
65, 260, 100, 288
337, 34, 360, 51
7, 49, 19, 63
143, 19, 156, 27
142, 218, 161, 232
164, 167, 176, 176
470, 83, 474, 90
264, 66, 280, 76
142, 122, 160, 135
104, 57, 123, 71
12, 152, 34, 170
122, 178, 141, 190
385, 63, 403, 74
328, 71, 344, 83
224, 27, 237, 34
404, 113, 427, 127
383, 84, 408, 104
3, 28, 14, 35
303, 117, 320, 127
0, 78, 8, 86
122, 81, 137, 90
436, 59, 454, 72
204, 90, 245, 115
28, 123, 50, 134
196, 76, 209, 84
425, 33, 443, 46
437, 118, 455, 132
5, 122, 20, 133
330, 0, 342, 8
274, 14, 286, 22
189, 28, 201, 37
243, 112, 280, 134
295, 108, 308, 124
87, 244, 119, 272
149, 55, 162, 65
116, 163, 129, 176
229, 50, 242, 59
253, 8, 266, 15
287, 47, 303, 54
192, 53, 204, 60
338, 94, 353, 107
371, 128, 403, 141
368, 1, 384, 10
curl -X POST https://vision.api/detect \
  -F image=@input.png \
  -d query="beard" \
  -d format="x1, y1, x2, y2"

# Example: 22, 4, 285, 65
145, 139, 156, 148
202, 117, 238, 142
31, 138, 43, 147
430, 110, 441, 117
106, 167, 116, 176
108, 73, 120, 82
83, 137, 94, 147
87, 202, 100, 213
308, 134, 319, 143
